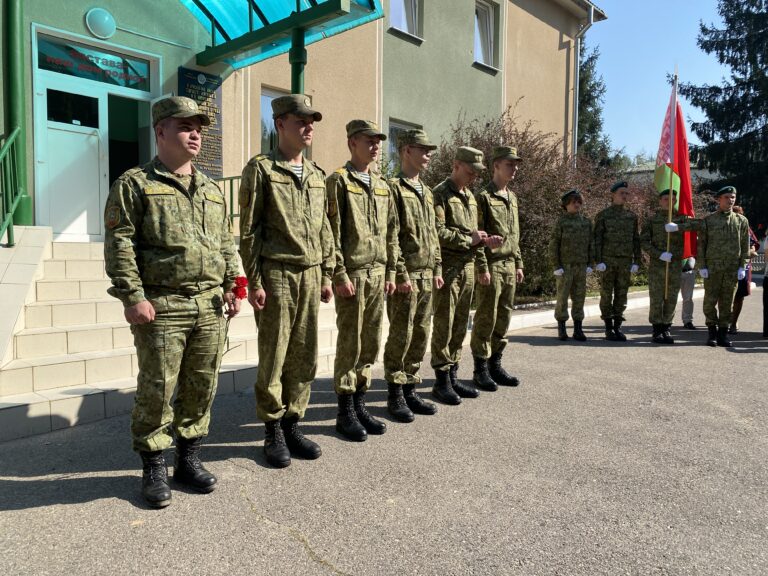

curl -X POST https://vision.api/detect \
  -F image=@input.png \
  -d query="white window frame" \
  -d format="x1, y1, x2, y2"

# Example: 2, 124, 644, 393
260, 86, 289, 154
474, 0, 496, 69
387, 119, 422, 171
389, 0, 422, 40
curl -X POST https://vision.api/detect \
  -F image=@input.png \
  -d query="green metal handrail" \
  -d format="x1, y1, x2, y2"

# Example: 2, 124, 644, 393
217, 175, 241, 227
0, 127, 23, 247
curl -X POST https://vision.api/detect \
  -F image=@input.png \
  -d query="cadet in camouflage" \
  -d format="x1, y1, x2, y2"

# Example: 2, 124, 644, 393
238, 94, 334, 468
326, 120, 397, 442
549, 189, 594, 341
104, 96, 240, 508
382, 129, 442, 423
593, 180, 641, 341
697, 186, 750, 347
470, 146, 524, 388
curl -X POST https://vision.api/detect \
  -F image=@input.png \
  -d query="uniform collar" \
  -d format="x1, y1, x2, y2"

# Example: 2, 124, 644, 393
151, 157, 201, 188
398, 172, 424, 193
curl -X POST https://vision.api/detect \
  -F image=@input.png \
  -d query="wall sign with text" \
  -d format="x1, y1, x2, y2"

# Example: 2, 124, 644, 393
178, 66, 223, 179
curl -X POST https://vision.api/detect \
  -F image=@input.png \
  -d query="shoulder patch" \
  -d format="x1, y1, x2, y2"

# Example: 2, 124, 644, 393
105, 205, 122, 229
335, 167, 347, 174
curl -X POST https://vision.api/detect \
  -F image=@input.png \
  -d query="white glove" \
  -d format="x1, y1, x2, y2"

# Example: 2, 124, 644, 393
630, 264, 639, 274
586, 266, 593, 274
699, 268, 709, 279
687, 256, 696, 268
665, 222, 679, 233
737, 267, 746, 280
553, 268, 564, 277
596, 262, 607, 272
659, 252, 673, 263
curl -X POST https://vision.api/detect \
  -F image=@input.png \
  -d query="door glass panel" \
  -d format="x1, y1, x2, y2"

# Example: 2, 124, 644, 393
47, 89, 99, 128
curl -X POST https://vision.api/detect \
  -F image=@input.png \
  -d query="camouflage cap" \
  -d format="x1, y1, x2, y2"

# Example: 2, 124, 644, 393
658, 188, 678, 197
492, 146, 522, 162
346, 119, 386, 140
610, 180, 628, 193
398, 129, 437, 150
715, 185, 737, 197
455, 146, 486, 172
152, 96, 210, 127
272, 94, 322, 121
560, 188, 583, 206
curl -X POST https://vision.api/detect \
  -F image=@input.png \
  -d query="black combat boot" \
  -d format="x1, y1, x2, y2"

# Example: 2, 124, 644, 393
661, 324, 674, 344
139, 450, 172, 509
173, 437, 217, 493
613, 320, 627, 342
336, 394, 367, 441
353, 388, 387, 434
604, 318, 618, 341
716, 326, 733, 348
488, 352, 520, 387
572, 320, 587, 342
450, 363, 480, 397
432, 369, 461, 405
706, 325, 717, 347
472, 357, 498, 391
387, 383, 415, 422
403, 384, 437, 415
264, 420, 291, 468
557, 321, 568, 341
281, 415, 322, 459
652, 324, 666, 344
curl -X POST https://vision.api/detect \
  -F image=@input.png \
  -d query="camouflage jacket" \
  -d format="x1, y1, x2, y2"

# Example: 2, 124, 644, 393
238, 149, 334, 290
699, 210, 750, 269
593, 204, 641, 265
388, 174, 442, 283
549, 212, 593, 268
326, 162, 399, 285
640, 210, 701, 263
474, 180, 523, 273
433, 178, 482, 268
104, 157, 239, 307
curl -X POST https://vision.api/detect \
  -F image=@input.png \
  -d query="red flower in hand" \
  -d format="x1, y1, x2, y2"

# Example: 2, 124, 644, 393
233, 276, 248, 300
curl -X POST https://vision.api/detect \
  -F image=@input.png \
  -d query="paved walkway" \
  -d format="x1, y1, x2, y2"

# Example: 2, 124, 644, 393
1, 287, 766, 575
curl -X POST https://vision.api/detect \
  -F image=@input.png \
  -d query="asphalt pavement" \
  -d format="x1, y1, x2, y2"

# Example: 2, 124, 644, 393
1, 291, 766, 575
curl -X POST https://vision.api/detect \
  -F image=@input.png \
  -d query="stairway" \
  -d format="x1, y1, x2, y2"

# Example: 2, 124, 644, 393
0, 241, 339, 442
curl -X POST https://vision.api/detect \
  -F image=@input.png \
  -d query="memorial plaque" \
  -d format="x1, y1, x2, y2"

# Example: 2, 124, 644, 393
178, 66, 223, 178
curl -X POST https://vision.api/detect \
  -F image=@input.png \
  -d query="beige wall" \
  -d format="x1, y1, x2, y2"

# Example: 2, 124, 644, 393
506, 0, 579, 155
221, 21, 381, 178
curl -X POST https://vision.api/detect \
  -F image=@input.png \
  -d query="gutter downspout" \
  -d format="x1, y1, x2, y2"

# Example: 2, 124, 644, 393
572, 4, 594, 167
8, 0, 32, 224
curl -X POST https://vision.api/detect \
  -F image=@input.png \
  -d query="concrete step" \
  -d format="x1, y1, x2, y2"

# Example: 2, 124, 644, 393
24, 298, 126, 328
43, 259, 108, 280
50, 242, 105, 262
35, 278, 112, 302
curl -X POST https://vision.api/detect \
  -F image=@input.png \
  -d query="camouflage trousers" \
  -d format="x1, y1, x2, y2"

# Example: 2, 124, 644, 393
598, 260, 631, 321
333, 272, 385, 395
383, 273, 433, 384
648, 261, 681, 325
703, 261, 740, 327
254, 261, 320, 422
131, 289, 226, 452
554, 265, 587, 322
431, 261, 474, 371
470, 260, 516, 359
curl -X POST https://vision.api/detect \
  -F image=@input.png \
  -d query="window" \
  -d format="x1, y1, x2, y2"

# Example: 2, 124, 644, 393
474, 1, 497, 69
389, 0, 421, 39
387, 119, 422, 172
260, 87, 288, 154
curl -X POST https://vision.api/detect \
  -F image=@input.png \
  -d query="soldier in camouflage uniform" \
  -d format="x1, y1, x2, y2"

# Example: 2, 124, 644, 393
326, 120, 398, 442
382, 130, 443, 423
238, 95, 334, 468
470, 146, 523, 389
696, 186, 750, 347
104, 96, 241, 508
431, 147, 497, 404
593, 180, 641, 341
549, 189, 594, 341
640, 189, 701, 344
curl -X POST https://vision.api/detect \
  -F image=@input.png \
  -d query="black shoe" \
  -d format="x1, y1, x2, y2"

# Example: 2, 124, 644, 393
488, 352, 520, 386
572, 320, 587, 342
139, 450, 171, 508
451, 363, 481, 398
336, 394, 367, 442
353, 388, 387, 434
432, 369, 461, 405
613, 320, 627, 342
387, 383, 415, 422
557, 321, 568, 341
264, 420, 291, 468
683, 322, 697, 330
661, 324, 674, 344
706, 325, 717, 347
716, 326, 733, 348
728, 324, 738, 335
281, 416, 322, 459
403, 384, 437, 415
472, 357, 498, 391
652, 324, 666, 344
173, 437, 217, 493
604, 319, 618, 341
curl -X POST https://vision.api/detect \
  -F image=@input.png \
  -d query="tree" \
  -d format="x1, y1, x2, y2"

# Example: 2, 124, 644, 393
577, 42, 612, 164
678, 0, 768, 225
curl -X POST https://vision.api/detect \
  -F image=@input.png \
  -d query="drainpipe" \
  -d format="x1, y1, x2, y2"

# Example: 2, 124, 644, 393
8, 0, 32, 224
572, 4, 594, 167
289, 27, 307, 94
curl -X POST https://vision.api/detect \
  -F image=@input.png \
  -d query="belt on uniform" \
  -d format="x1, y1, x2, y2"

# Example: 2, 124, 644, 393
144, 285, 221, 299
347, 266, 386, 278
406, 269, 433, 280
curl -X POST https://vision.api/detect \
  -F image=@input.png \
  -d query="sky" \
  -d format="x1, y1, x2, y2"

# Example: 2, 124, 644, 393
587, 0, 731, 160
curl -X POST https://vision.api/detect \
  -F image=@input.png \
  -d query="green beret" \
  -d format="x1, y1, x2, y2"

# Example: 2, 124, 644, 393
610, 180, 627, 193
658, 188, 678, 198
560, 189, 583, 206
715, 185, 737, 197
